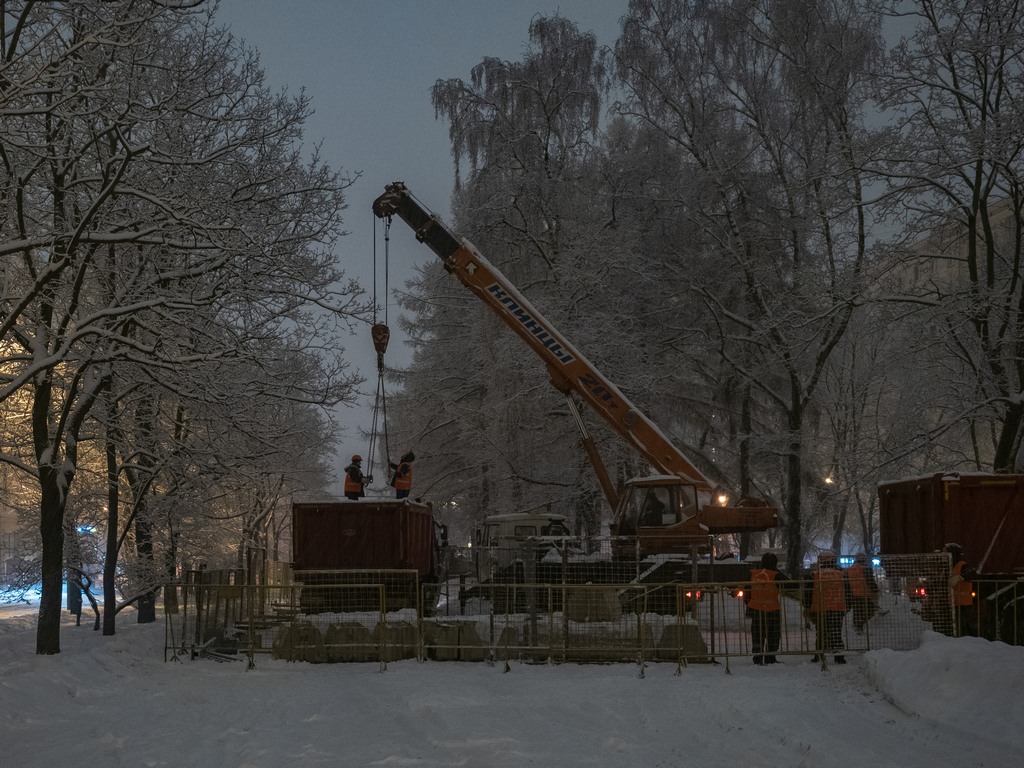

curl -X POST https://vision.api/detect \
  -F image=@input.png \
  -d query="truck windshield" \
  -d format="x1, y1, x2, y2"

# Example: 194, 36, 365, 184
513, 525, 537, 540
680, 485, 697, 521
620, 486, 677, 531
638, 487, 674, 527
485, 524, 499, 546
541, 521, 569, 536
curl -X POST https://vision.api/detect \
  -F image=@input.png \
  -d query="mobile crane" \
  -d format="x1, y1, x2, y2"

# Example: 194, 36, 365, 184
372, 182, 779, 556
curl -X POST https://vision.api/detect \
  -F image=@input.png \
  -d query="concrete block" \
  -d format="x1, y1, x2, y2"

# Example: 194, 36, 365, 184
655, 622, 708, 661
325, 621, 375, 662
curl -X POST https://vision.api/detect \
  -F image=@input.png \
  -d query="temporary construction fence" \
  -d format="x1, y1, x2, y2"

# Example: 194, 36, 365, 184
163, 553, 1023, 669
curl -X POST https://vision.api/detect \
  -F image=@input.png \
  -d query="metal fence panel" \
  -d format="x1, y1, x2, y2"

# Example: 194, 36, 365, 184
164, 555, 1021, 667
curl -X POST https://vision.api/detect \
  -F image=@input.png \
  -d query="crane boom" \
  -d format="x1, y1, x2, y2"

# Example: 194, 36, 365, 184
373, 182, 778, 551
373, 183, 712, 492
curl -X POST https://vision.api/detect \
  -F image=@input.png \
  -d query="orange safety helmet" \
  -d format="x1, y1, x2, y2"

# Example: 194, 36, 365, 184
351, 454, 362, 462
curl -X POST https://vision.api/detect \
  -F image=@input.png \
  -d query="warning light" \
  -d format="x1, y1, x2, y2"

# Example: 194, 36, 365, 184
736, 590, 744, 598
915, 586, 927, 597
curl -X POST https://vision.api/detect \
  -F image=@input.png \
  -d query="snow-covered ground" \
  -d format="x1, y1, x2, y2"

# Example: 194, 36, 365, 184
1, 609, 1021, 767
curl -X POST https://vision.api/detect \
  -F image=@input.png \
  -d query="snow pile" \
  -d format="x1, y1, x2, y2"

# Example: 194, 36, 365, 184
2, 611, 1022, 767
866, 630, 1024, 751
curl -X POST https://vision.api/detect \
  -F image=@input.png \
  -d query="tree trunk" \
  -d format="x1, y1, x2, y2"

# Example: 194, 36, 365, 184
128, 393, 158, 624
831, 492, 848, 554
135, 510, 156, 623
739, 385, 751, 561
993, 402, 1023, 472
785, 407, 804, 575
37, 467, 65, 654
104, 417, 119, 636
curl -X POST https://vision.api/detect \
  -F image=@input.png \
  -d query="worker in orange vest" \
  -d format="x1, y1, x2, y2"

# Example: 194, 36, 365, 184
389, 451, 415, 499
943, 543, 977, 637
810, 550, 850, 664
848, 553, 879, 634
344, 455, 371, 500
745, 552, 792, 665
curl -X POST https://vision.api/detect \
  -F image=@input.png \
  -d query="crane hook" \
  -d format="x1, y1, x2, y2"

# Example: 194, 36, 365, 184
371, 323, 390, 369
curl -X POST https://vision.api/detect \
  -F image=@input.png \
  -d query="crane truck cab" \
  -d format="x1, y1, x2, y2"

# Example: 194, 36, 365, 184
474, 512, 572, 583
612, 476, 778, 557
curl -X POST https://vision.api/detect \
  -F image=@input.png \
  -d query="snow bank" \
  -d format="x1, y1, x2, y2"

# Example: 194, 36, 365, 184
3, 611, 1023, 767
866, 630, 1024, 752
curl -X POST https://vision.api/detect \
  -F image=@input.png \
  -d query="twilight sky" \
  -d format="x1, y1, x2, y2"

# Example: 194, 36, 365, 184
214, 0, 628, 492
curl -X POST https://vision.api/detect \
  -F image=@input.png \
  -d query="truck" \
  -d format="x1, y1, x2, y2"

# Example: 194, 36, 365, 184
879, 472, 1024, 642
473, 511, 573, 583
372, 182, 779, 557
291, 499, 448, 613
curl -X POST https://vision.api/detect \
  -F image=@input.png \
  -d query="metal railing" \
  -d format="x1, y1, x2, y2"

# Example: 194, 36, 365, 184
164, 554, 1021, 668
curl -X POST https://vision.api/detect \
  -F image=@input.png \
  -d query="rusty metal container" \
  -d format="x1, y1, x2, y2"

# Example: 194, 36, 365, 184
291, 500, 437, 577
878, 473, 1024, 574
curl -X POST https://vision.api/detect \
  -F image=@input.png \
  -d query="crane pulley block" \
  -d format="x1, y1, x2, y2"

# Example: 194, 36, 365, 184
371, 324, 390, 357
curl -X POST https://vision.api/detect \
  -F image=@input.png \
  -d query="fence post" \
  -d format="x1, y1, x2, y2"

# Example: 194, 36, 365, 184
720, 588, 730, 675
379, 584, 387, 672
561, 544, 568, 664
246, 585, 255, 670
638, 588, 647, 678
504, 584, 512, 672
548, 584, 555, 664
674, 584, 685, 674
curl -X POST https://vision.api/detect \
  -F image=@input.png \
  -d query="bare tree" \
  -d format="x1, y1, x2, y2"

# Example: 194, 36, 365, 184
872, 0, 1024, 472
0, 2, 365, 654
615, 0, 883, 570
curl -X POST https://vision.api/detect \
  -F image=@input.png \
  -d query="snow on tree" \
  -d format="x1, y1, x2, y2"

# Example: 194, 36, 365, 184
0, 1, 367, 654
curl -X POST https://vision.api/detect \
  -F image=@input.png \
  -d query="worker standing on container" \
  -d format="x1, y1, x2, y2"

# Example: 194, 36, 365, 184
344, 455, 371, 500
848, 553, 879, 634
810, 550, 849, 664
389, 451, 415, 499
944, 543, 977, 637
746, 552, 790, 665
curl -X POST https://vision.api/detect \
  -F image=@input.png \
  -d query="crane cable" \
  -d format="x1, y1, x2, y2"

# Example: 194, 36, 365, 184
366, 214, 392, 488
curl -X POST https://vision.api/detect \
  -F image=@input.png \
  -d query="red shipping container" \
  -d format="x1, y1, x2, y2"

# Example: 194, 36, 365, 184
879, 473, 1024, 574
292, 500, 437, 578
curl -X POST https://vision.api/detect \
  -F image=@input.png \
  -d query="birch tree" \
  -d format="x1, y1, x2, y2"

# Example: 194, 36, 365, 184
390, 17, 615, 536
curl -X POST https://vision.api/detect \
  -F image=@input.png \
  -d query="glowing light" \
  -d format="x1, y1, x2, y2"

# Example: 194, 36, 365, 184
717, 495, 728, 505
824, 477, 834, 484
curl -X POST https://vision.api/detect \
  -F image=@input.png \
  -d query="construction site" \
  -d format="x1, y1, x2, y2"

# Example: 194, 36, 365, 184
161, 185, 1024, 670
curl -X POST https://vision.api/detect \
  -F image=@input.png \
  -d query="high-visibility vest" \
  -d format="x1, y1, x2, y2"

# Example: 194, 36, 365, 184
394, 462, 412, 491
848, 563, 868, 597
344, 466, 362, 494
747, 569, 781, 611
812, 568, 846, 612
952, 561, 973, 606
